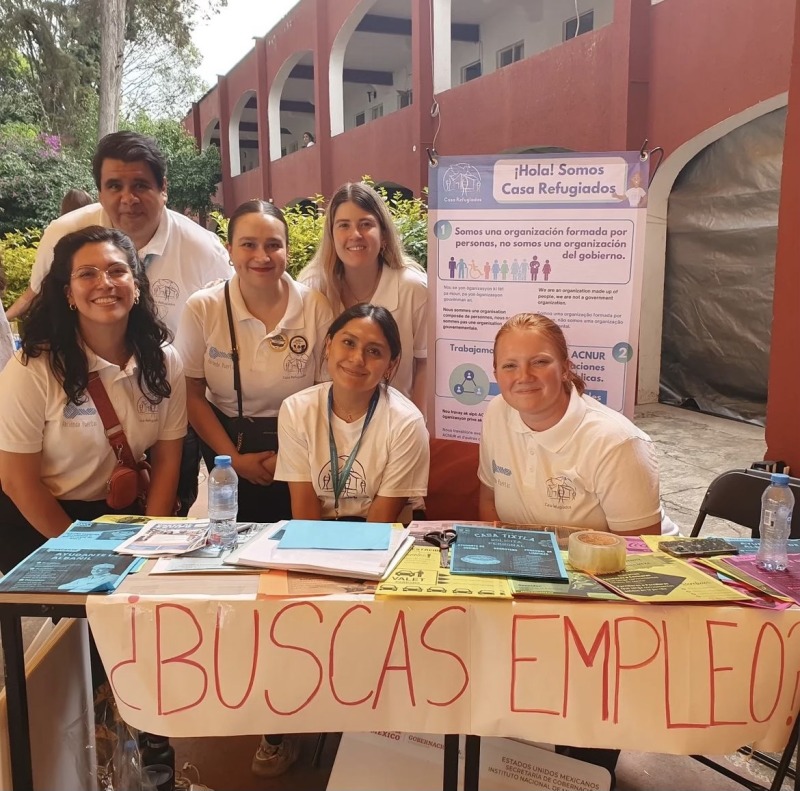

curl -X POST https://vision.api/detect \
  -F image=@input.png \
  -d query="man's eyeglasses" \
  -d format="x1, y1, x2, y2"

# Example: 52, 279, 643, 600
70, 264, 133, 283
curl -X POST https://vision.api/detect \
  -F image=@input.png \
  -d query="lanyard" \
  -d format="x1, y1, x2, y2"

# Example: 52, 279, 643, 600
328, 387, 380, 517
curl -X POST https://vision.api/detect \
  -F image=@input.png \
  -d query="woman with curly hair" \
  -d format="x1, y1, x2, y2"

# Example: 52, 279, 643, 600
299, 182, 428, 415
0, 225, 187, 572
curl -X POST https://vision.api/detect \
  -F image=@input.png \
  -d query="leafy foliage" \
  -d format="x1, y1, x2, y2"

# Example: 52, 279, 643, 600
209, 179, 428, 278
0, 227, 41, 309
0, 122, 94, 236
123, 115, 221, 217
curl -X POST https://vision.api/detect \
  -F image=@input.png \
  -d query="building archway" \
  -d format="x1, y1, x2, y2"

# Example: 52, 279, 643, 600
202, 118, 220, 151
229, 90, 259, 176
330, 0, 412, 137
637, 94, 788, 407
269, 51, 316, 161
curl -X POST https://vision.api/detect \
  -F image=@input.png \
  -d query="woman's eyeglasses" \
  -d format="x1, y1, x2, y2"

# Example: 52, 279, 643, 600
70, 264, 133, 283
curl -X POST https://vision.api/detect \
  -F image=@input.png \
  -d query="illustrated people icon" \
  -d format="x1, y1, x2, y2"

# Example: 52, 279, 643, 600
468, 260, 482, 279
457, 258, 467, 279
511, 261, 519, 281
529, 256, 540, 281
500, 260, 509, 280
492, 260, 500, 280
613, 169, 648, 208
483, 262, 491, 279
448, 256, 457, 278
542, 259, 552, 281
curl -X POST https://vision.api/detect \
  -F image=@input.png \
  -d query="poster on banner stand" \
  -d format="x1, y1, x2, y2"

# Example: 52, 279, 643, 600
428, 153, 648, 441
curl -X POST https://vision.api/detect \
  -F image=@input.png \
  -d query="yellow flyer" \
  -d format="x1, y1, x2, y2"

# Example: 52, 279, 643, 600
595, 552, 750, 603
376, 546, 512, 599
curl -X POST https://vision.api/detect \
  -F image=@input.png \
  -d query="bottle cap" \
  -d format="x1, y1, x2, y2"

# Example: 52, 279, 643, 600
771, 473, 790, 485
214, 455, 232, 467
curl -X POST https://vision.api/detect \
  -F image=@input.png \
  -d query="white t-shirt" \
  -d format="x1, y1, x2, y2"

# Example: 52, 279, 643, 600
275, 382, 429, 519
479, 387, 673, 534
0, 303, 15, 373
175, 273, 333, 417
625, 187, 647, 207
30, 203, 231, 336
303, 264, 428, 400
0, 345, 187, 500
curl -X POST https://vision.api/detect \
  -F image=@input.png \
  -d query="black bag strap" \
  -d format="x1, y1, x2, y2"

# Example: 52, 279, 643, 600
223, 280, 243, 422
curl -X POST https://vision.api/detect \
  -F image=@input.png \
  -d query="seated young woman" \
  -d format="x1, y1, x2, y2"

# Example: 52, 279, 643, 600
479, 312, 677, 536
0, 226, 186, 573
276, 303, 430, 523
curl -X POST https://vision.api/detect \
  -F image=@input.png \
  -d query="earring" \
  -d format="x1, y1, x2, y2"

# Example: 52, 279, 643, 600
134, 294, 140, 305
68, 302, 77, 312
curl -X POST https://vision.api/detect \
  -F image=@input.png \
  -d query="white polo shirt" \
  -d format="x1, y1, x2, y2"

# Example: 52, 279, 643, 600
176, 273, 333, 418
307, 264, 427, 400
0, 345, 187, 500
275, 382, 429, 519
479, 387, 668, 534
30, 203, 231, 336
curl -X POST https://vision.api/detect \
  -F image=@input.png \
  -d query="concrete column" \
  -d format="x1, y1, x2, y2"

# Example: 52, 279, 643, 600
766, 1, 800, 472
411, 0, 434, 195
315, 0, 334, 198
217, 74, 234, 212
255, 36, 272, 201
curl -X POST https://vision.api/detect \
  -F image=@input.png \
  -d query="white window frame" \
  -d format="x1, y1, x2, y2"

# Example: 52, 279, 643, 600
564, 10, 594, 41
355, 111, 366, 127
371, 103, 384, 121
461, 60, 482, 83
497, 41, 524, 69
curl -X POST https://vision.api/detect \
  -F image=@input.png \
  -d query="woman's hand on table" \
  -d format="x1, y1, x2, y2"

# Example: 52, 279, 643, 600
233, 450, 277, 485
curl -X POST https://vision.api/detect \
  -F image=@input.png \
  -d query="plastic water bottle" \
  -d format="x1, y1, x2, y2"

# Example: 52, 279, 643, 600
208, 455, 238, 549
756, 473, 794, 571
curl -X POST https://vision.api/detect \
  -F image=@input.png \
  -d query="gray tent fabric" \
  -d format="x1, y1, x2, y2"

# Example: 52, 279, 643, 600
660, 107, 786, 425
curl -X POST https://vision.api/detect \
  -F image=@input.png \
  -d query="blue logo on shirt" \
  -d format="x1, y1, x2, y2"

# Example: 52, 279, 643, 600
492, 460, 512, 476
209, 346, 233, 361
63, 403, 97, 419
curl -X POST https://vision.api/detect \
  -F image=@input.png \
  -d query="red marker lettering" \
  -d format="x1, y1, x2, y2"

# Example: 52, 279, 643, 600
329, 604, 374, 706
156, 603, 208, 716
214, 607, 259, 710
510, 614, 560, 715
420, 606, 469, 707
264, 602, 323, 715
373, 610, 416, 710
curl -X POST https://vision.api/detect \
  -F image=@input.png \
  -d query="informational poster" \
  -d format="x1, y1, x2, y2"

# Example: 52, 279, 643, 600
428, 153, 648, 440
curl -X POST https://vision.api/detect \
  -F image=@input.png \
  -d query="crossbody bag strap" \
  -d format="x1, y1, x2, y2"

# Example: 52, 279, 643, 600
87, 372, 138, 469
223, 280, 244, 422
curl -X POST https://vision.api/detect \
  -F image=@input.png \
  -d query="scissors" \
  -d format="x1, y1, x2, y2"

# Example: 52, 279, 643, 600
424, 529, 457, 568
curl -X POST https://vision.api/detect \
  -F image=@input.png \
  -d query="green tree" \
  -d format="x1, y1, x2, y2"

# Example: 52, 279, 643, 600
124, 114, 221, 220
0, 122, 93, 236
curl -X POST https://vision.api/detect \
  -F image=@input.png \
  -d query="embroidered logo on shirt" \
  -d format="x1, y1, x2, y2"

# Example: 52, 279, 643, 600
63, 403, 97, 419
209, 346, 233, 360
151, 279, 179, 307
283, 353, 310, 379
137, 396, 159, 418
492, 460, 512, 476
546, 476, 577, 505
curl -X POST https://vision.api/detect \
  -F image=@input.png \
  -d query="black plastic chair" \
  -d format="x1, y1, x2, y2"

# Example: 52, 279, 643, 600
690, 468, 800, 539
690, 468, 800, 790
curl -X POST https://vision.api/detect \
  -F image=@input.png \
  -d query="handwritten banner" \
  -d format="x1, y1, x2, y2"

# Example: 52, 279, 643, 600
87, 596, 800, 753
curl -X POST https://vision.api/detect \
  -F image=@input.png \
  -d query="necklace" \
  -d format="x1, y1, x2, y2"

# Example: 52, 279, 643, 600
331, 397, 363, 423
342, 268, 381, 304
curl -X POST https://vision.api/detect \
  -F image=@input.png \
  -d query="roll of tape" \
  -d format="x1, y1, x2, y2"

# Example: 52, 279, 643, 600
568, 531, 626, 575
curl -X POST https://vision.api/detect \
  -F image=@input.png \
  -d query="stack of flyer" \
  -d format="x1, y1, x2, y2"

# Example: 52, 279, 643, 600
226, 520, 414, 581
114, 518, 210, 557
